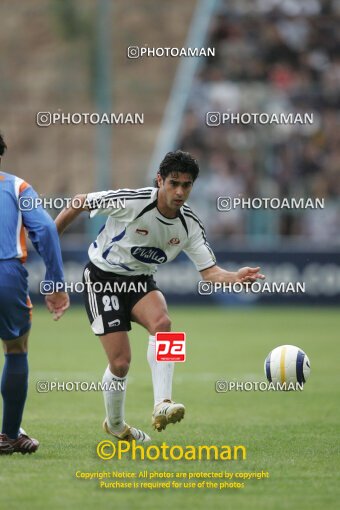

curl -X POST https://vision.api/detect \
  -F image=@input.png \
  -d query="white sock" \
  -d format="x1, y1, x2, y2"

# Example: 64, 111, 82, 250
102, 366, 127, 434
147, 335, 174, 407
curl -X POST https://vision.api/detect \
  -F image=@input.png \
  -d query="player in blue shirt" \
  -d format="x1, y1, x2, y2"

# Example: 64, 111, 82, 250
0, 133, 69, 455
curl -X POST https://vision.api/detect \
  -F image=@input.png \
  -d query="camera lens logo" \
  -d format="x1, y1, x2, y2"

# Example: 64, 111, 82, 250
206, 112, 221, 126
40, 281, 55, 295
19, 197, 34, 212
198, 281, 213, 295
36, 112, 52, 127
215, 381, 228, 392
217, 197, 232, 211
127, 46, 139, 59
36, 381, 49, 393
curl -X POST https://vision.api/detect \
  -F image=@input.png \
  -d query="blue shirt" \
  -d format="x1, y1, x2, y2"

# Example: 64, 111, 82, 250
0, 171, 65, 284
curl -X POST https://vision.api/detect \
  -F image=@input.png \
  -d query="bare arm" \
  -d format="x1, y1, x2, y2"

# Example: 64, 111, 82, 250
50, 194, 89, 318
200, 265, 265, 284
55, 194, 88, 235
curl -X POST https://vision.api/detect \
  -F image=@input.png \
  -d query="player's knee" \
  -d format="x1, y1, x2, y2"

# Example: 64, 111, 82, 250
2, 335, 28, 354
150, 314, 171, 335
110, 359, 130, 378
4, 345, 27, 354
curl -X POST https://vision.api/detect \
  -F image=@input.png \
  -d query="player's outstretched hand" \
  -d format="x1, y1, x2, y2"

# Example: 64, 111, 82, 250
236, 266, 265, 284
45, 292, 70, 321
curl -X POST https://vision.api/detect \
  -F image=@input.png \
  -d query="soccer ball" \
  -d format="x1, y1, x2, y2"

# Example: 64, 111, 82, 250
264, 345, 311, 386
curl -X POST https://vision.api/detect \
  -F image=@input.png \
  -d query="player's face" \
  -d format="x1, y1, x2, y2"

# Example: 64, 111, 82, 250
157, 172, 193, 215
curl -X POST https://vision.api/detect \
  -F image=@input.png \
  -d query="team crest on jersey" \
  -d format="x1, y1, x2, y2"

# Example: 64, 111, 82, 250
136, 228, 148, 236
168, 237, 180, 245
131, 246, 167, 264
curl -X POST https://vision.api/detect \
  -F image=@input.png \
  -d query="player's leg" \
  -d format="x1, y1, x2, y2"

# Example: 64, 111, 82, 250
1, 332, 29, 439
0, 332, 39, 454
131, 290, 174, 403
99, 330, 130, 433
99, 331, 150, 442
0, 260, 38, 454
131, 290, 185, 431
82, 263, 150, 442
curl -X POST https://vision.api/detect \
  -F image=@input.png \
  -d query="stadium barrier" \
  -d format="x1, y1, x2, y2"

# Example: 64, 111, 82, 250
26, 248, 340, 305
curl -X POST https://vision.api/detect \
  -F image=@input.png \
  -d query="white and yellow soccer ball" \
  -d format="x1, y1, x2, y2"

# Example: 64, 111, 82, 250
264, 345, 311, 386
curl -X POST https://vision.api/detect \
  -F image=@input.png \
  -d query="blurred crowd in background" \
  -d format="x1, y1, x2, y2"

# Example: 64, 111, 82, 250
1, 0, 339, 247
179, 0, 340, 245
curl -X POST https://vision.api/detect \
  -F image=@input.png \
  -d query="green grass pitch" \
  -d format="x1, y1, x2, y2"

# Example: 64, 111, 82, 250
0, 305, 339, 510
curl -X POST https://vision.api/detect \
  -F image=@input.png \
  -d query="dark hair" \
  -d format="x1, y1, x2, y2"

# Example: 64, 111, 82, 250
0, 133, 7, 156
154, 150, 199, 187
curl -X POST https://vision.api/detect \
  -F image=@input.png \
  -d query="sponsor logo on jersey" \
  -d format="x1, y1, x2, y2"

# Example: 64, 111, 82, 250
131, 246, 167, 264
136, 228, 149, 236
108, 319, 121, 327
168, 237, 180, 245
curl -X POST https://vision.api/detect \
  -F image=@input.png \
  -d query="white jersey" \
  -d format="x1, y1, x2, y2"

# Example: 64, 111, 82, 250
86, 187, 216, 276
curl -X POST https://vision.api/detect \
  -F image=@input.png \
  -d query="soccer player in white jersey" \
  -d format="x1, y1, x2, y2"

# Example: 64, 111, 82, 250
55, 151, 264, 442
